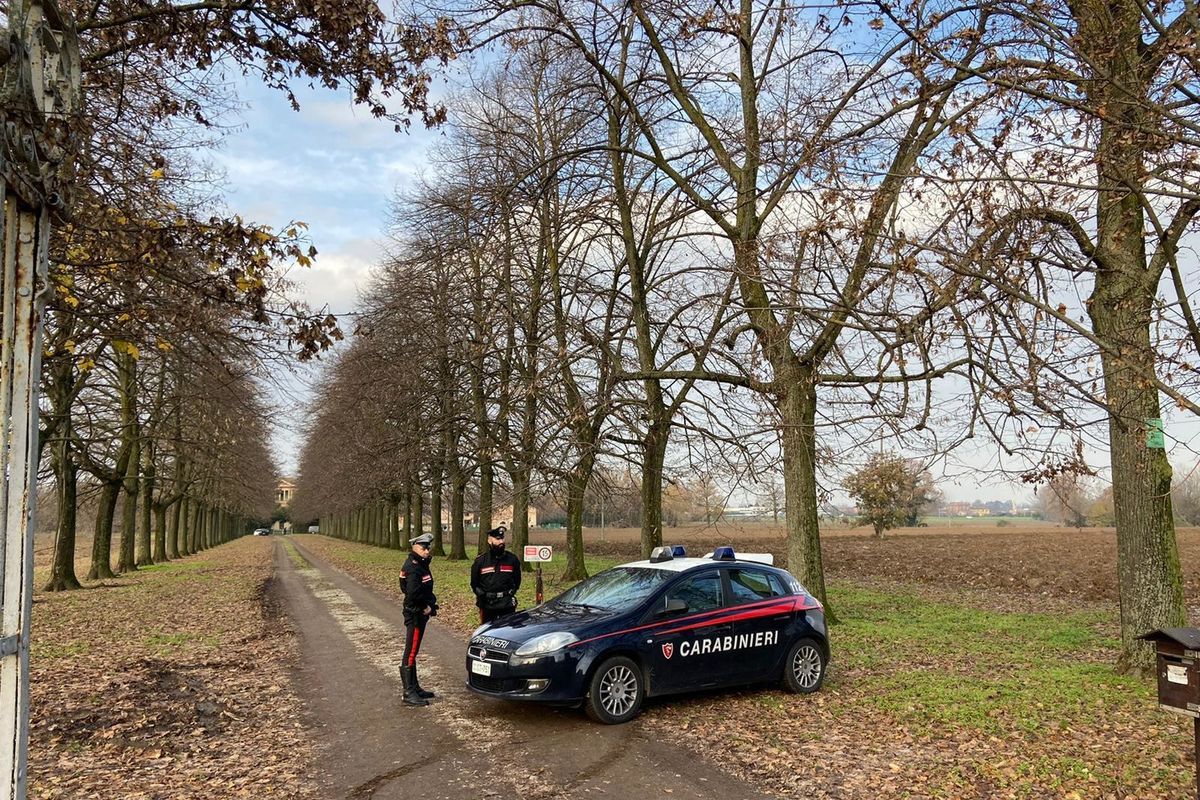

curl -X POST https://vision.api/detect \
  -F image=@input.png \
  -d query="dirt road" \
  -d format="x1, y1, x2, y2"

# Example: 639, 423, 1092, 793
275, 539, 769, 800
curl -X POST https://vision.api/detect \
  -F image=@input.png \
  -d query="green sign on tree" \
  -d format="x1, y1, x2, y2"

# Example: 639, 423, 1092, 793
1146, 418, 1165, 449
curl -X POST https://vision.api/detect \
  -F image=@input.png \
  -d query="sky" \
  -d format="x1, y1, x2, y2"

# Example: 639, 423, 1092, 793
213, 79, 439, 316
210, 78, 441, 476
209, 76, 1199, 507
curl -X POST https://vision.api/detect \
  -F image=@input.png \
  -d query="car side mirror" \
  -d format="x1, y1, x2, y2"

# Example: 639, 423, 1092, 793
659, 598, 688, 617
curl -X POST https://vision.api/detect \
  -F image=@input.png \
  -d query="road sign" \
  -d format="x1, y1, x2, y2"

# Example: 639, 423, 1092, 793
524, 545, 553, 562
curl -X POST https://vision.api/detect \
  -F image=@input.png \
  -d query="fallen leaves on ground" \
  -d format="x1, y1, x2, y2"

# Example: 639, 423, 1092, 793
301, 532, 1199, 799
29, 538, 317, 800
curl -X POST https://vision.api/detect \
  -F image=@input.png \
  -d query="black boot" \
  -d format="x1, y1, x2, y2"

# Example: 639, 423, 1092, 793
401, 666, 428, 707
413, 665, 435, 699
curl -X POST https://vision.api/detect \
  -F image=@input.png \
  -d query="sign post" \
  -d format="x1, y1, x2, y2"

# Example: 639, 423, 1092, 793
523, 545, 553, 604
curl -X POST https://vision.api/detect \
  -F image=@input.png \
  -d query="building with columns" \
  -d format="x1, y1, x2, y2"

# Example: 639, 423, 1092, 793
274, 478, 296, 533
276, 478, 296, 508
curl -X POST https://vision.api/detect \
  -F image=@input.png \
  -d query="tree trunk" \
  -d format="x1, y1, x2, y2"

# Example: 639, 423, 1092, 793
45, 419, 81, 592
403, 487, 412, 541
197, 505, 208, 551
1076, 0, 1186, 673
450, 472, 467, 560
167, 500, 181, 560
152, 503, 168, 562
563, 470, 590, 581
607, 105, 671, 561
430, 481, 445, 556
384, 501, 397, 549
477, 461, 493, 554
116, 350, 140, 572
187, 500, 200, 554
117, 439, 140, 573
510, 468, 531, 571
88, 480, 120, 580
414, 485, 424, 537
179, 498, 194, 557
1092, 273, 1185, 674
640, 423, 668, 559
780, 374, 830, 609
137, 451, 155, 566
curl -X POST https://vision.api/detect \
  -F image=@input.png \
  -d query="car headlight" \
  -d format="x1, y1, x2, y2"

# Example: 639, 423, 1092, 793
513, 632, 578, 657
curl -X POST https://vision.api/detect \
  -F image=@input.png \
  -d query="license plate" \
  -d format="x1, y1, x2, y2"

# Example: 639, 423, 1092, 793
471, 659, 492, 677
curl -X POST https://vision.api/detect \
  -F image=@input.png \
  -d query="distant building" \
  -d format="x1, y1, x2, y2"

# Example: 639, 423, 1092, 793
453, 504, 538, 529
274, 478, 296, 533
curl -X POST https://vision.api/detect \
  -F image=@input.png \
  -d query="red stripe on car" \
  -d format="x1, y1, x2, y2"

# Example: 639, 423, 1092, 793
568, 597, 815, 648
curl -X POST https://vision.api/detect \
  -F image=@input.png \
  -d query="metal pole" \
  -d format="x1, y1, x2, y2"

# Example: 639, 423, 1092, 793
0, 200, 47, 800
535, 563, 543, 605
0, 3, 79, 798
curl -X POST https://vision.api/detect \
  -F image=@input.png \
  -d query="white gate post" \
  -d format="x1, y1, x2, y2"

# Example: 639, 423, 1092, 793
0, 2, 79, 798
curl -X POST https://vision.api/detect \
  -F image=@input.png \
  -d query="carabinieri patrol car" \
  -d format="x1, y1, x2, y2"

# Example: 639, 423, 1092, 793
466, 546, 829, 723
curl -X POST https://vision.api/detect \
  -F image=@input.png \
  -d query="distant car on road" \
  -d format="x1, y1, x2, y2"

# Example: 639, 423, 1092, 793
308, 525, 319, 533
253, 528, 271, 536
466, 546, 828, 724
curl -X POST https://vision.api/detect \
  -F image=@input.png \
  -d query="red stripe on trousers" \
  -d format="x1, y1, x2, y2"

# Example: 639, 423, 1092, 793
408, 627, 422, 666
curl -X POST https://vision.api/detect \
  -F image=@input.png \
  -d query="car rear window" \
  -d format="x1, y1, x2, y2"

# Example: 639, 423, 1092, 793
727, 569, 786, 604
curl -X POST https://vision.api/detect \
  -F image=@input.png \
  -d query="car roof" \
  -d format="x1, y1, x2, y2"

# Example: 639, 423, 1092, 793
617, 556, 781, 574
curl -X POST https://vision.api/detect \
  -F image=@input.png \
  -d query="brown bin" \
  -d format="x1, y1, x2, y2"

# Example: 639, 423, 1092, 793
1139, 628, 1200, 718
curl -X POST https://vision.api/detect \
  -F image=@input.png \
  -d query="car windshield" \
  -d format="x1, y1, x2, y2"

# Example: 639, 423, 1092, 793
551, 567, 673, 611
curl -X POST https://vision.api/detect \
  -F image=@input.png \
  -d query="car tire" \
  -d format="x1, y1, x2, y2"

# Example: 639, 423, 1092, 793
781, 637, 827, 694
585, 656, 644, 724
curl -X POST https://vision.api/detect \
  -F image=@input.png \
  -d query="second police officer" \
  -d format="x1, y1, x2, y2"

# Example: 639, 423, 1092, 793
470, 525, 522, 624
399, 532, 438, 707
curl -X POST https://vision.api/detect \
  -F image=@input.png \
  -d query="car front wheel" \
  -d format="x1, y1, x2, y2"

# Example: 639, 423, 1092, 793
585, 656, 644, 724
781, 637, 827, 694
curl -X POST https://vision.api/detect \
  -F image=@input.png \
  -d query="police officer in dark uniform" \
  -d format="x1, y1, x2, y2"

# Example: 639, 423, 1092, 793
470, 525, 522, 624
399, 532, 437, 707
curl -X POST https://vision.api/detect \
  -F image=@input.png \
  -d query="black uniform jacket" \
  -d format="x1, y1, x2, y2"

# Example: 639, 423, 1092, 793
400, 552, 437, 614
470, 548, 522, 609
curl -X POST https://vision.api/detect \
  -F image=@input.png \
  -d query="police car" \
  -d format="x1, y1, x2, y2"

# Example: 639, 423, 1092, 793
465, 546, 828, 724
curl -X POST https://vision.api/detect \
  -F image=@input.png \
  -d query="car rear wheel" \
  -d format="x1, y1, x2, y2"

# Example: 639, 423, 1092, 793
585, 656, 644, 724
781, 637, 826, 694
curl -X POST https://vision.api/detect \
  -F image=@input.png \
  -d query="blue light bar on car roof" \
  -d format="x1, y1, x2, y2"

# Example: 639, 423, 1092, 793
649, 546, 675, 563
670, 545, 686, 557
711, 546, 736, 560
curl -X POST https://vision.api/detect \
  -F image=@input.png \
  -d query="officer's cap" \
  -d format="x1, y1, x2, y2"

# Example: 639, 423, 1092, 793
410, 533, 434, 546
487, 526, 507, 540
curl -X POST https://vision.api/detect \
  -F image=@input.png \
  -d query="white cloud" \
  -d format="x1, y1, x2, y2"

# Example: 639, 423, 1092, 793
284, 237, 383, 314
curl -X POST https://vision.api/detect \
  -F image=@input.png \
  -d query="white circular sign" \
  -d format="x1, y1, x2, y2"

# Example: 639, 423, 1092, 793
538, 546, 552, 561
